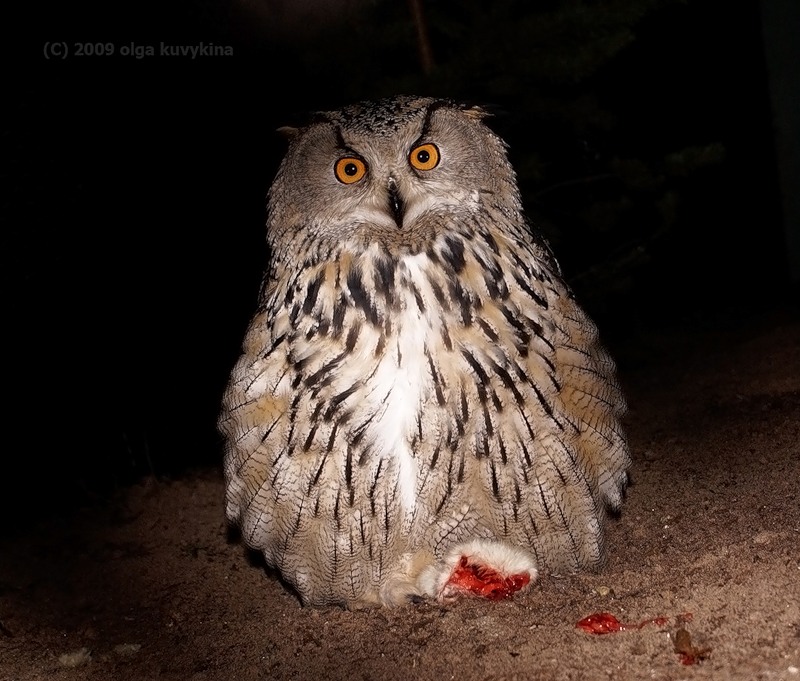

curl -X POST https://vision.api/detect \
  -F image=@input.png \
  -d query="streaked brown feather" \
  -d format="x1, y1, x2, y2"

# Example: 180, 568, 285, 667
219, 96, 630, 608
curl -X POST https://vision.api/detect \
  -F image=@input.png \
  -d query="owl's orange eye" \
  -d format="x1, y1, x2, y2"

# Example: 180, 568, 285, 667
335, 157, 367, 184
409, 143, 440, 171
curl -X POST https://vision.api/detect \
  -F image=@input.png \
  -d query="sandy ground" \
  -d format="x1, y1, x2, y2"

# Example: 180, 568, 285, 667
1, 305, 799, 681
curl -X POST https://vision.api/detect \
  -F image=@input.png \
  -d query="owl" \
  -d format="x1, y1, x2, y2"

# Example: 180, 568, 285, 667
219, 96, 630, 609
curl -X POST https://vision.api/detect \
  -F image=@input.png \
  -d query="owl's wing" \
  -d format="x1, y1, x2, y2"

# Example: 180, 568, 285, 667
408, 219, 630, 573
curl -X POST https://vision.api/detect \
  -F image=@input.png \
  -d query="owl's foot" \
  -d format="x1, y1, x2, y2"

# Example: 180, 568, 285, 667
417, 539, 537, 603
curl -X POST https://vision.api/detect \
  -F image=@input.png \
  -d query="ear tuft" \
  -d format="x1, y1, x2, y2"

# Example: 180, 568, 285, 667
461, 105, 491, 121
277, 126, 300, 139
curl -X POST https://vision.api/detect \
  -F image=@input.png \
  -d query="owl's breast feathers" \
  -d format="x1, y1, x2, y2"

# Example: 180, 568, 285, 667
220, 215, 629, 607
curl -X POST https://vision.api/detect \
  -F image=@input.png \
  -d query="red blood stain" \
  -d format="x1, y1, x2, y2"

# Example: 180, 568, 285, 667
576, 612, 684, 634
447, 556, 531, 600
577, 611, 707, 664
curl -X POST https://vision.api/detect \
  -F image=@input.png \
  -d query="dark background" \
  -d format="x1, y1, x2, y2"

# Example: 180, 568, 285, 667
3, 0, 797, 527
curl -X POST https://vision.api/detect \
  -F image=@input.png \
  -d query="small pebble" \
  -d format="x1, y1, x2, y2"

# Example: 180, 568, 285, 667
58, 648, 92, 667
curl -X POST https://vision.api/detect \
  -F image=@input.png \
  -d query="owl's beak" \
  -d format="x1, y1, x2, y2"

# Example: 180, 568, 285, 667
387, 177, 405, 228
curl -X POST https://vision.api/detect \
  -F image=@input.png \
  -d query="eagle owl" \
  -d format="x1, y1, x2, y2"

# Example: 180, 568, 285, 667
219, 96, 630, 609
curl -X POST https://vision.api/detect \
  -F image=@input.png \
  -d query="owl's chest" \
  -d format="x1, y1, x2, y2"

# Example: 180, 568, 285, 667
281, 250, 453, 382
355, 290, 433, 510
273, 252, 458, 511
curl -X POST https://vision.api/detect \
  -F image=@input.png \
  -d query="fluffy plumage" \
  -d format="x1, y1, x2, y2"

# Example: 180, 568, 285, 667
219, 96, 630, 608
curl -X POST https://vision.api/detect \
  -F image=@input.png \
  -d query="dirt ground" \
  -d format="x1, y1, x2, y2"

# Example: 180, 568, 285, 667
2, 304, 799, 681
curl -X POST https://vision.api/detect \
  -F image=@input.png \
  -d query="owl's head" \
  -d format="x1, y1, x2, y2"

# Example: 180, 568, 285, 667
267, 96, 522, 255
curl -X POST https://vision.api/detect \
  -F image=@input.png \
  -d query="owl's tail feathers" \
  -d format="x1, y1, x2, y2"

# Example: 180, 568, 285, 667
414, 540, 538, 603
